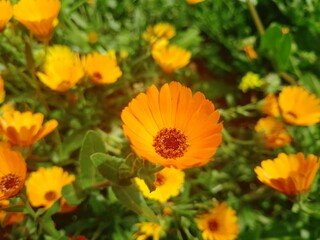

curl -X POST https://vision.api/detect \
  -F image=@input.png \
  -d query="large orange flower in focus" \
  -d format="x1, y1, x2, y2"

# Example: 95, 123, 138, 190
121, 81, 223, 169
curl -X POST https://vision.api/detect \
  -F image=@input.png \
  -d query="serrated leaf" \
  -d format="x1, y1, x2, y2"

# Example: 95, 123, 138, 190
112, 184, 159, 223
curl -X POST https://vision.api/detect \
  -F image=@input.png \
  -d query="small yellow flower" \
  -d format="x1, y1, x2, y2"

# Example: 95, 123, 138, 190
187, 0, 205, 5
119, 49, 129, 60
195, 201, 239, 240
255, 116, 291, 149
133, 222, 163, 240
135, 167, 185, 203
0, 110, 58, 147
243, 44, 258, 60
0, 75, 6, 104
239, 72, 264, 93
255, 153, 319, 196
278, 86, 320, 126
13, 0, 61, 42
143, 22, 176, 45
261, 93, 280, 117
26, 166, 75, 209
0, 0, 12, 31
151, 44, 192, 74
0, 142, 26, 201
37, 45, 84, 92
121, 81, 223, 169
82, 52, 122, 85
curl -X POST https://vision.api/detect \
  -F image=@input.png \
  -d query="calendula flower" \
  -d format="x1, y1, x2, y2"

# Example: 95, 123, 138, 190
152, 45, 191, 73
0, 75, 5, 104
135, 167, 185, 203
278, 86, 320, 126
143, 22, 176, 46
255, 116, 291, 148
0, 200, 24, 226
243, 44, 258, 60
195, 201, 239, 240
0, 142, 26, 201
239, 72, 264, 93
261, 93, 280, 117
0, 0, 12, 31
187, 0, 205, 5
13, 0, 60, 42
121, 81, 223, 169
133, 222, 163, 240
0, 110, 58, 147
255, 153, 319, 196
26, 166, 75, 209
82, 52, 122, 85
37, 45, 84, 92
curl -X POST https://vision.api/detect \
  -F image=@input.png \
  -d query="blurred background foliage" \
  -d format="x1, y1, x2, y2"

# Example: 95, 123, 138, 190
0, 0, 320, 239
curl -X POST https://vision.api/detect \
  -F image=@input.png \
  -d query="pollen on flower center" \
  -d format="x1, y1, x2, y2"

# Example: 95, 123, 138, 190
93, 72, 102, 80
45, 191, 57, 201
153, 128, 189, 159
154, 173, 166, 187
208, 219, 219, 231
0, 174, 21, 193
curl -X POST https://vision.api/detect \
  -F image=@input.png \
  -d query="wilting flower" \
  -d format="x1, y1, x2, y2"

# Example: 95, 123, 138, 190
255, 116, 291, 149
195, 201, 239, 240
0, 0, 12, 31
0, 76, 5, 104
13, 0, 60, 42
0, 143, 26, 201
0, 110, 58, 147
239, 72, 264, 93
82, 52, 122, 85
135, 167, 185, 203
133, 222, 163, 240
243, 44, 258, 60
26, 166, 75, 209
261, 93, 280, 117
143, 22, 176, 46
187, 0, 205, 5
255, 153, 319, 196
278, 86, 320, 126
37, 45, 84, 92
0, 200, 24, 226
151, 44, 191, 73
121, 81, 223, 169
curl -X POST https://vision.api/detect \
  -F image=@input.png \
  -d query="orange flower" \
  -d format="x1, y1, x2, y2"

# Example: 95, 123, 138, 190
243, 44, 258, 60
255, 153, 319, 195
13, 0, 60, 41
255, 116, 291, 149
0, 110, 58, 147
195, 201, 239, 240
121, 81, 223, 169
261, 93, 280, 117
0, 75, 6, 104
0, 200, 24, 226
143, 22, 176, 47
0, 0, 12, 31
0, 142, 26, 201
187, 0, 205, 5
151, 44, 191, 73
278, 86, 320, 126
82, 52, 122, 85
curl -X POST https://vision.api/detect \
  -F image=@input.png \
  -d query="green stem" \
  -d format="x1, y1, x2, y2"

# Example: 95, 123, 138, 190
246, 0, 265, 36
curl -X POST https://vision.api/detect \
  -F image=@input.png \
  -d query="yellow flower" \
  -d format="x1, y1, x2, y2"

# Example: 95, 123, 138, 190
151, 44, 192, 74
0, 75, 5, 104
243, 44, 258, 60
0, 200, 25, 226
0, 110, 58, 147
121, 81, 223, 169
239, 72, 264, 93
13, 0, 61, 42
187, 0, 205, 5
0, 142, 26, 201
261, 93, 280, 117
26, 166, 75, 209
133, 222, 162, 240
135, 167, 185, 203
278, 86, 320, 126
195, 201, 239, 240
37, 45, 84, 92
143, 22, 176, 45
255, 116, 291, 149
255, 153, 319, 196
82, 52, 122, 85
0, 0, 12, 31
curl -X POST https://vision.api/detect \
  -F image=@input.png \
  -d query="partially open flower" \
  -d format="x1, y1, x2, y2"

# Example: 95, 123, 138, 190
143, 22, 176, 47
0, 142, 26, 201
133, 222, 163, 240
13, 0, 60, 42
0, 0, 12, 31
261, 93, 280, 117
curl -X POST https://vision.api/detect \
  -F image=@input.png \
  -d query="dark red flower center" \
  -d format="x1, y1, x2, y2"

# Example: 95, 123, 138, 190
45, 191, 57, 201
0, 173, 21, 193
93, 72, 102, 81
154, 173, 166, 187
208, 219, 219, 232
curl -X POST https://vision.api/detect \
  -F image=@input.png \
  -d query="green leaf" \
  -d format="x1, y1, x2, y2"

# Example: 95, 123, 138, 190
275, 34, 292, 70
79, 130, 106, 189
112, 184, 159, 223
259, 25, 282, 52
62, 182, 86, 206
0, 205, 25, 212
